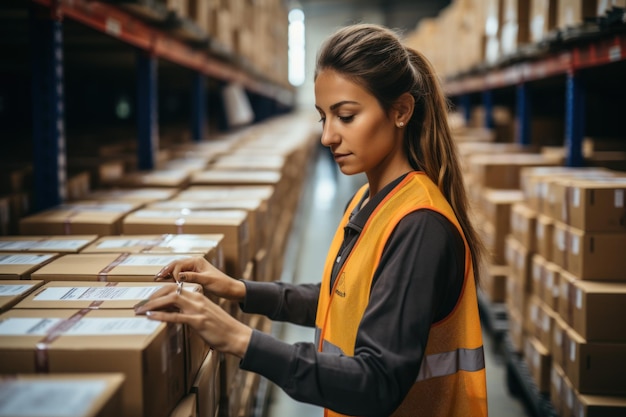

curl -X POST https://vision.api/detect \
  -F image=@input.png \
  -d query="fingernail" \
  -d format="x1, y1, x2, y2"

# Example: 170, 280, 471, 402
145, 311, 153, 317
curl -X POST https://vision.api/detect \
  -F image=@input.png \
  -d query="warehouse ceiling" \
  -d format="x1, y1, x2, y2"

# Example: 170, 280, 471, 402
293, 0, 452, 32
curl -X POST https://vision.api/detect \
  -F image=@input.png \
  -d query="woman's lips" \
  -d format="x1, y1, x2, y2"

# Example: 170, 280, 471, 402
333, 153, 349, 162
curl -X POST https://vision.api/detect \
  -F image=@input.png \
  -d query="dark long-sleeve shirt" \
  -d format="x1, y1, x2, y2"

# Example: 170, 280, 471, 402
239, 174, 465, 416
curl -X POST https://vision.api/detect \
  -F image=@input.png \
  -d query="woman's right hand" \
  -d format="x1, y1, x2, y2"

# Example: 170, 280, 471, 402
154, 256, 246, 302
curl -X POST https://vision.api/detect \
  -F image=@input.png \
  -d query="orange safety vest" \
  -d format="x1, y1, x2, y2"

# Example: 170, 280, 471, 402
315, 172, 488, 417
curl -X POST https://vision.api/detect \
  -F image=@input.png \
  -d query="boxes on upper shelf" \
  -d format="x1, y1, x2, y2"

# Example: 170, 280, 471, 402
0, 373, 126, 417
19, 201, 143, 236
0, 253, 61, 280
0, 308, 186, 417
566, 227, 626, 280
85, 188, 180, 205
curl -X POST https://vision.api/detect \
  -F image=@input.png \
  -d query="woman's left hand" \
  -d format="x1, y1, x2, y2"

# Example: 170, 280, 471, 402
135, 283, 253, 358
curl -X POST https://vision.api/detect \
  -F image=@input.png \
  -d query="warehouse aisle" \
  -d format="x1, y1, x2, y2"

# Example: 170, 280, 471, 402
262, 145, 531, 417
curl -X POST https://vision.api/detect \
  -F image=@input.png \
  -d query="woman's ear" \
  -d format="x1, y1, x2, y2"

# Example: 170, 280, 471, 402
393, 92, 415, 127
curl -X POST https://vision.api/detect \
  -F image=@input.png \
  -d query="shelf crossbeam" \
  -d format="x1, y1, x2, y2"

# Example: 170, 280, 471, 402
31, 0, 292, 102
444, 31, 626, 96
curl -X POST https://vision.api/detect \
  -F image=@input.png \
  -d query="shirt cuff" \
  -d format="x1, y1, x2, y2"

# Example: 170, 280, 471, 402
240, 280, 283, 317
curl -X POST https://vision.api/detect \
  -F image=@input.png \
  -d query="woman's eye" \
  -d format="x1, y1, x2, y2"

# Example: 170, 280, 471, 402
318, 117, 326, 124
338, 115, 354, 123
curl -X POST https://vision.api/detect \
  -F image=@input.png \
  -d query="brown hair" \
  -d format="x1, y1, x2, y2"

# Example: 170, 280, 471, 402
315, 23, 484, 283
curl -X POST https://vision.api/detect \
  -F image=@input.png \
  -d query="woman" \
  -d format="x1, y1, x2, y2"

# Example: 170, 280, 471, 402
136, 23, 488, 417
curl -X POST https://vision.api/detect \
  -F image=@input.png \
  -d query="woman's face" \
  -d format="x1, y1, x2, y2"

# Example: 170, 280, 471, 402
314, 69, 407, 182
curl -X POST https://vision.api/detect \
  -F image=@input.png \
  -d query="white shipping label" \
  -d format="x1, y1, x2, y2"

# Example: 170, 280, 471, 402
537, 222, 544, 238
567, 388, 573, 408
0, 318, 63, 336
33, 286, 162, 301
543, 315, 550, 331
169, 236, 219, 248
64, 317, 160, 335
96, 238, 161, 249
119, 254, 191, 266
32, 240, 91, 250
0, 380, 108, 417
557, 230, 565, 250
616, 189, 624, 208
570, 340, 576, 362
571, 235, 579, 255
0, 254, 54, 265
0, 284, 36, 296
572, 188, 580, 207
60, 203, 134, 212
576, 288, 583, 309
0, 240, 38, 250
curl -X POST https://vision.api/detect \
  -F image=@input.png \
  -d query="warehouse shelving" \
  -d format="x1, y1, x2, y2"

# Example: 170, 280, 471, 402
5, 0, 294, 212
445, 24, 626, 168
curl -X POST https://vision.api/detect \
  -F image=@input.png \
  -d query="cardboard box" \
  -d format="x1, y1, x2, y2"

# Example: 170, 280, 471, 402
105, 169, 191, 189
530, 0, 558, 43
191, 349, 221, 417
0, 235, 99, 253
122, 209, 249, 277
190, 169, 282, 187
552, 314, 569, 370
507, 305, 525, 353
147, 198, 266, 257
566, 178, 626, 232
169, 393, 197, 417
468, 153, 561, 190
524, 336, 551, 393
0, 280, 45, 312
558, 0, 600, 29
573, 391, 626, 417
0, 373, 125, 417
15, 280, 208, 393
559, 269, 579, 325
561, 324, 626, 395
506, 235, 532, 291
567, 279, 626, 342
532, 254, 546, 300
0, 308, 186, 417
538, 301, 558, 351
550, 363, 566, 416
80, 234, 225, 272
86, 187, 180, 204
511, 202, 537, 253
552, 221, 569, 269
567, 227, 626, 280
536, 214, 555, 261
19, 201, 142, 236
0, 252, 61, 280
542, 261, 562, 311
30, 253, 204, 282
481, 264, 509, 303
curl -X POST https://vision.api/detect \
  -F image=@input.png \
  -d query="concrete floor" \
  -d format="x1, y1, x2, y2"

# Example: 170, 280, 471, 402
260, 146, 532, 417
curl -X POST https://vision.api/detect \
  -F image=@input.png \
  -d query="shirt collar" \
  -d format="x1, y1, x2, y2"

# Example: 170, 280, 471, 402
347, 172, 411, 232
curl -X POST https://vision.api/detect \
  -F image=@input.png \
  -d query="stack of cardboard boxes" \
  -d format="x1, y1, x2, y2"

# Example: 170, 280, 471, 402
0, 113, 320, 417
403, 0, 626, 79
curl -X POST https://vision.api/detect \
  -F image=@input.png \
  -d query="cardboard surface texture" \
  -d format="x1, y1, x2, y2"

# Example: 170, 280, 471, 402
0, 252, 61, 280
0, 373, 126, 417
0, 309, 186, 417
0, 280, 45, 312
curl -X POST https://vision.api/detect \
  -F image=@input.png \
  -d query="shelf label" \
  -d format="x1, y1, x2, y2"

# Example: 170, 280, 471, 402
105, 18, 121, 37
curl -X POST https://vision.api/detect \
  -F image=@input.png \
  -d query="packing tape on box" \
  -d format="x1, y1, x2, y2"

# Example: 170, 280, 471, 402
63, 211, 81, 235
175, 218, 185, 234
97, 253, 130, 282
35, 308, 91, 372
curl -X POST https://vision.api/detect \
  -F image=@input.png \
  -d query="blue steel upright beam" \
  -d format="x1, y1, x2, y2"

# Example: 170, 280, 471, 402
516, 83, 531, 145
482, 90, 494, 129
459, 94, 471, 125
136, 51, 158, 170
30, 5, 66, 211
191, 72, 205, 142
565, 71, 585, 167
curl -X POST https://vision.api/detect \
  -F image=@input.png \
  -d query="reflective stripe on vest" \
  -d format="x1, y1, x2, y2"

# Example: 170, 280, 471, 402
315, 327, 345, 355
416, 346, 485, 382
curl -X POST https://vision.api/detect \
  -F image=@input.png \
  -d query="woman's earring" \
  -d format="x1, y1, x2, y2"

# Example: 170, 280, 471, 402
398, 122, 405, 127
